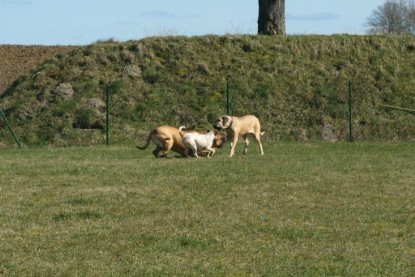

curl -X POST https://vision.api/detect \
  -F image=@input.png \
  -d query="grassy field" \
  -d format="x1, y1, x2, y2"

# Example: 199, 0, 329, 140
1, 142, 414, 276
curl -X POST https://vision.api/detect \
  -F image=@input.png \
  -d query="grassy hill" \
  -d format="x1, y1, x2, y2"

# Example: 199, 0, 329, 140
1, 35, 415, 147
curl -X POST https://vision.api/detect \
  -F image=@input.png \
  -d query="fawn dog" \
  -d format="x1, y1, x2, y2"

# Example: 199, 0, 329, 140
213, 115, 264, 157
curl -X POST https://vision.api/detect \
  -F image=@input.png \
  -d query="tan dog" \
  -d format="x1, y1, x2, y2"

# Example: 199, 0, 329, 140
137, 125, 225, 158
213, 115, 264, 157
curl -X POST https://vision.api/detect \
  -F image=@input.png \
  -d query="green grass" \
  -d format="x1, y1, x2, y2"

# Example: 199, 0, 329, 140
1, 142, 414, 276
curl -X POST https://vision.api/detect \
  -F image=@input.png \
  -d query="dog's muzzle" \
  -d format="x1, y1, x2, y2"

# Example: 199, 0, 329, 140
213, 124, 223, 130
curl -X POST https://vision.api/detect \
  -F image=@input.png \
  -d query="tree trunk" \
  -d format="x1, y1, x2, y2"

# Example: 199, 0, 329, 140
258, 0, 285, 35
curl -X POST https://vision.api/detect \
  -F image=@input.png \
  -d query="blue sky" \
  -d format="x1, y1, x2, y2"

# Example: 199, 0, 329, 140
1, 0, 385, 45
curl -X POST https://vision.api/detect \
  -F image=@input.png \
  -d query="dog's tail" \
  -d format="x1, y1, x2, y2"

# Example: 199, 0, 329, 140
179, 126, 186, 138
260, 130, 265, 136
136, 130, 154, 150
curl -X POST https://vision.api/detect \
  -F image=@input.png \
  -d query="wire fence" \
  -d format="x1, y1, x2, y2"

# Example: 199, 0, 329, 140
1, 78, 415, 148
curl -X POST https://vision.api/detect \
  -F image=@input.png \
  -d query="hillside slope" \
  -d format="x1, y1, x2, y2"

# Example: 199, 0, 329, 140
1, 35, 415, 147
0, 45, 74, 94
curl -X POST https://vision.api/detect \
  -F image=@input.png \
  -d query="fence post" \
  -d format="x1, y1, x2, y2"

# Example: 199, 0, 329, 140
0, 108, 22, 148
106, 83, 110, 146
226, 77, 230, 115
348, 81, 353, 142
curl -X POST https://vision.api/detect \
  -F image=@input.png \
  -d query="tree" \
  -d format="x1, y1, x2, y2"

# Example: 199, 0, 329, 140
258, 0, 286, 35
366, 0, 415, 35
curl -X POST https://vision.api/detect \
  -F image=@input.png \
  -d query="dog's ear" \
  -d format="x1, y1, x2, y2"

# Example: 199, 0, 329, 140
223, 116, 233, 128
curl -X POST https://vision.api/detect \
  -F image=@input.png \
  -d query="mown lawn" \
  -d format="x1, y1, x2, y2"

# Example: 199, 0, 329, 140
0, 142, 414, 276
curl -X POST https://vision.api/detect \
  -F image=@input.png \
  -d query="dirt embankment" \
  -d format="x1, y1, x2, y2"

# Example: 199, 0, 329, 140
0, 45, 75, 94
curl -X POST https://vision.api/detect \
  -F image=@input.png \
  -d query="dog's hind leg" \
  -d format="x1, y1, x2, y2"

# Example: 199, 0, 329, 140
188, 141, 200, 158
183, 146, 190, 158
160, 138, 173, 158
192, 147, 200, 158
152, 146, 163, 158
258, 141, 264, 155
254, 132, 264, 155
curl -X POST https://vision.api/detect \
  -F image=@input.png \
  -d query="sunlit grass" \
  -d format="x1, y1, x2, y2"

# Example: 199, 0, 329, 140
1, 142, 414, 276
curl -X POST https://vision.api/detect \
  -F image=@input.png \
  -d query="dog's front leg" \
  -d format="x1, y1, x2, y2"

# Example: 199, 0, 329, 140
206, 148, 215, 158
229, 134, 238, 157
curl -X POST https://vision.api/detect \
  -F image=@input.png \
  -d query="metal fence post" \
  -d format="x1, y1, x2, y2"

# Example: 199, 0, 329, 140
226, 77, 230, 115
348, 81, 353, 142
0, 108, 22, 148
106, 83, 110, 146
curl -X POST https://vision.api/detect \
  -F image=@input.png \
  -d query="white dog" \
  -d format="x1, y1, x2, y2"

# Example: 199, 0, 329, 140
179, 126, 217, 158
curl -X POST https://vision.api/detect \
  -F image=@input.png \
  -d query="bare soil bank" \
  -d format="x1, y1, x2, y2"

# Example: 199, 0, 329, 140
0, 45, 74, 94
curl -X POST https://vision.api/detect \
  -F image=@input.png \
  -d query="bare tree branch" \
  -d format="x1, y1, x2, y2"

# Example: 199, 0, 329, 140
366, 0, 415, 35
